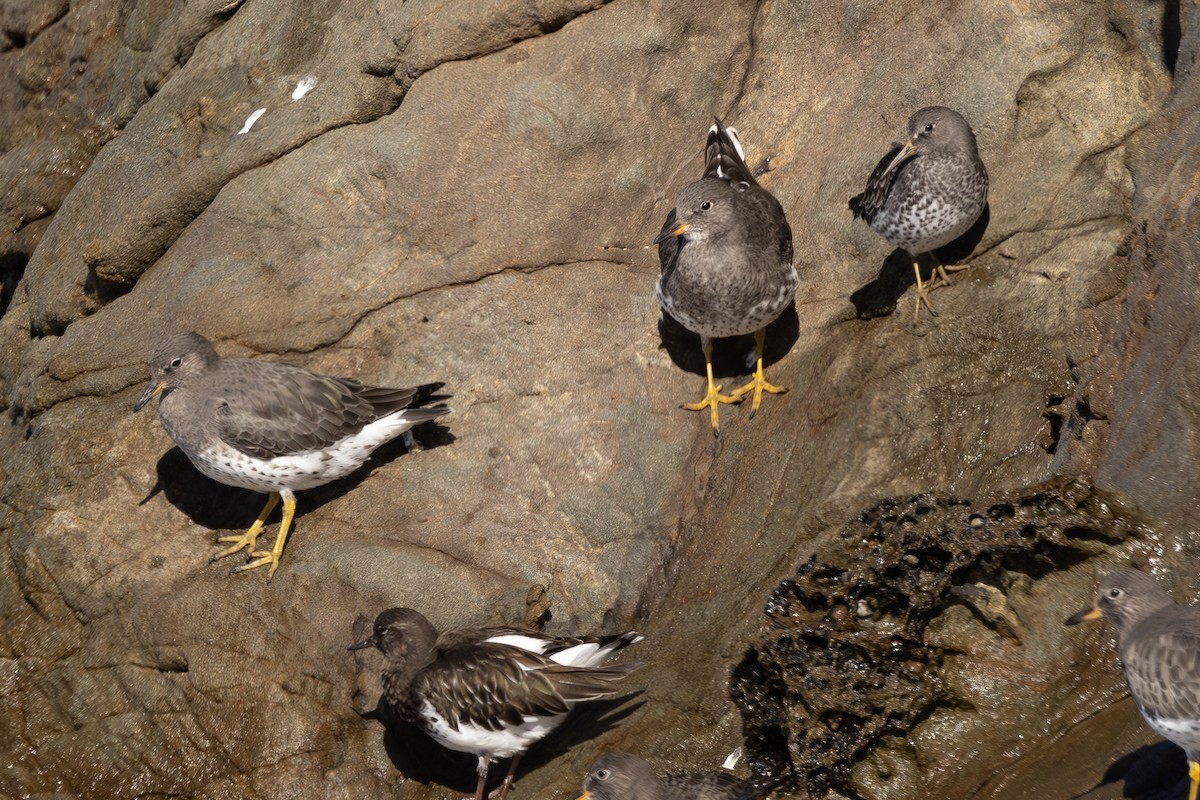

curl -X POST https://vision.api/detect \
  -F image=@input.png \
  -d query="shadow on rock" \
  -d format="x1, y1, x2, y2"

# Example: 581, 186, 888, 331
372, 693, 644, 796
1100, 740, 1187, 800
850, 203, 991, 320
657, 305, 800, 380
140, 421, 455, 532
382, 719, 480, 794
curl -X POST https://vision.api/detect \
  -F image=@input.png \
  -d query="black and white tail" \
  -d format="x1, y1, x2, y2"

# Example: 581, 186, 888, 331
703, 117, 755, 186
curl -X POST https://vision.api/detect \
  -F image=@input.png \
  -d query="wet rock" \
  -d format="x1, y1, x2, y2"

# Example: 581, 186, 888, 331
731, 479, 1137, 796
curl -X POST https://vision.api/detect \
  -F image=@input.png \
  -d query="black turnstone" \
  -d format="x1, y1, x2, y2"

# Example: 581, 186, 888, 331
655, 117, 797, 434
349, 607, 641, 800
1066, 569, 1200, 800
849, 106, 988, 321
575, 752, 744, 800
134, 331, 449, 578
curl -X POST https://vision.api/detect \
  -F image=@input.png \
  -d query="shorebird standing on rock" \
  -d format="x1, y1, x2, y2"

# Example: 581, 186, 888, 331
349, 607, 641, 800
135, 331, 449, 578
655, 117, 797, 435
575, 752, 745, 800
1067, 569, 1200, 800
850, 106, 988, 322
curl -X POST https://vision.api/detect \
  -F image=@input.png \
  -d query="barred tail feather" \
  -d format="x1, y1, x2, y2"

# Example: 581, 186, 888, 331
705, 117, 755, 185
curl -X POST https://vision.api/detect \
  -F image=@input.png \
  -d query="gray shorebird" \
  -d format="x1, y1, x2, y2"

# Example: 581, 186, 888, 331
349, 608, 641, 800
1067, 570, 1200, 800
655, 117, 797, 434
575, 752, 744, 800
849, 106, 988, 322
134, 331, 449, 578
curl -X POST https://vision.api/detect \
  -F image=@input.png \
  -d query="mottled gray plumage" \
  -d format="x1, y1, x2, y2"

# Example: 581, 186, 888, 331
134, 331, 449, 577
349, 608, 640, 800
655, 118, 797, 432
576, 752, 745, 800
1067, 570, 1200, 800
850, 106, 988, 320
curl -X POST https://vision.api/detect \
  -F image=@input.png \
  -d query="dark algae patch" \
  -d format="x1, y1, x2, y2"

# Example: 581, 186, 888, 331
731, 476, 1139, 797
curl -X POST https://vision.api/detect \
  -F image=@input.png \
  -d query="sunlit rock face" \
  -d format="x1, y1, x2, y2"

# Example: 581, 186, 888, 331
0, 0, 1193, 798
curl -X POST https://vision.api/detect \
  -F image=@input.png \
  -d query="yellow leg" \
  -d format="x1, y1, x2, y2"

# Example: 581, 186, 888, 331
932, 258, 970, 289
1189, 759, 1199, 800
730, 328, 787, 417
912, 257, 938, 322
684, 337, 739, 435
235, 490, 296, 580
211, 491, 280, 561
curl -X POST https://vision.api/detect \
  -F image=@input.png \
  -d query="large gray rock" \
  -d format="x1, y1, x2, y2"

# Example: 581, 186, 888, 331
0, 0, 1193, 798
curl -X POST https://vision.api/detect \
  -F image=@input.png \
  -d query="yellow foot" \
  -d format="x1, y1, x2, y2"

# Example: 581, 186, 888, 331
912, 285, 939, 322
210, 491, 280, 564
730, 372, 787, 417
932, 263, 969, 289
210, 529, 262, 562
684, 382, 741, 434
233, 549, 282, 580
911, 259, 940, 323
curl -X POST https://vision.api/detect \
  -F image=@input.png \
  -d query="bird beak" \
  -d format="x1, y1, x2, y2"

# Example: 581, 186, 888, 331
882, 139, 918, 177
347, 635, 376, 652
653, 221, 688, 244
134, 381, 166, 412
1064, 604, 1103, 626
574, 793, 591, 800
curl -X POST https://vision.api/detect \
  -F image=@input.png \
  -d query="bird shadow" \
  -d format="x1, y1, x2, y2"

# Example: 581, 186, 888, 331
657, 305, 800, 380
138, 420, 455, 536
370, 693, 645, 796
1091, 741, 1188, 800
1162, 0, 1181, 74
850, 202, 991, 320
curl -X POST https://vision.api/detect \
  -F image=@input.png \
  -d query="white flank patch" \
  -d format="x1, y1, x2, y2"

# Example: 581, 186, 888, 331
725, 125, 745, 161
420, 700, 565, 760
292, 76, 317, 100
485, 632, 641, 667
238, 108, 266, 134
722, 746, 742, 770
484, 634, 552, 654
548, 642, 602, 667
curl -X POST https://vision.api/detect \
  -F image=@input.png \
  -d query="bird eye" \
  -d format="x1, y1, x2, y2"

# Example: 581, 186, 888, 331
595, 768, 610, 781
169, 357, 182, 369
924, 123, 934, 133
1107, 588, 1122, 599
700, 200, 712, 211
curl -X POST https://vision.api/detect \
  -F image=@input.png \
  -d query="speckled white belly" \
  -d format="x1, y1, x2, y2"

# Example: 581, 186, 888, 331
181, 409, 421, 493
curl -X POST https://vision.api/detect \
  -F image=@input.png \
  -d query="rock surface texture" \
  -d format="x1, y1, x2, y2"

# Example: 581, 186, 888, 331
0, 0, 1195, 798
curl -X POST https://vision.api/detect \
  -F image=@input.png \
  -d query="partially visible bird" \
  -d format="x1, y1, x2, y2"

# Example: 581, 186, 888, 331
655, 117, 797, 434
1066, 570, 1200, 800
348, 607, 641, 800
849, 106, 988, 322
134, 331, 449, 578
574, 752, 745, 800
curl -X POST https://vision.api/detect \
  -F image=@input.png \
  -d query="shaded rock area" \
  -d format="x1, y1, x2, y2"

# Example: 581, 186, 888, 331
731, 479, 1138, 798
0, 0, 1197, 799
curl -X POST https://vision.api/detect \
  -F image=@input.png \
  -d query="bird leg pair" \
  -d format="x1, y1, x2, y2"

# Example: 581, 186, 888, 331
475, 755, 521, 800
209, 489, 296, 579
910, 254, 971, 322
687, 329, 785, 433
